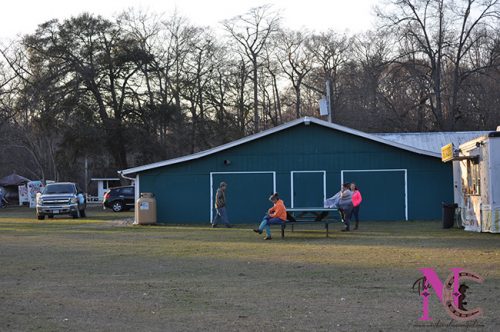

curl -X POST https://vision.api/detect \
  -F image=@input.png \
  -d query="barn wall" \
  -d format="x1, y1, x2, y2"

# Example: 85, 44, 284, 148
139, 123, 453, 223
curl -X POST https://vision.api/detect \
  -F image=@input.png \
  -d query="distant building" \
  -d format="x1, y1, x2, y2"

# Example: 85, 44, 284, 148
90, 178, 121, 202
453, 132, 499, 233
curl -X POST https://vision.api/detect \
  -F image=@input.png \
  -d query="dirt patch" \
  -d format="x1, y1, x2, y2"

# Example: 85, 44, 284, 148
109, 217, 135, 226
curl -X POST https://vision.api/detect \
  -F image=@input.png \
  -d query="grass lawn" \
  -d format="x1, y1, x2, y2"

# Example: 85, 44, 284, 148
0, 206, 499, 331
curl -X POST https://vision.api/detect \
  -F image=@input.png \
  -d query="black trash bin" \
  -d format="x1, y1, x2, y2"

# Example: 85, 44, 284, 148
442, 202, 457, 229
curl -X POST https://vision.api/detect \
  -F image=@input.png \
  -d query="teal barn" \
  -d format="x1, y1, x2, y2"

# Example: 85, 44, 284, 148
120, 117, 453, 223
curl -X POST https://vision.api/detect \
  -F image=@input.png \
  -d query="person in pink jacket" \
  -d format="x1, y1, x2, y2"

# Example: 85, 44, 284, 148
350, 183, 362, 230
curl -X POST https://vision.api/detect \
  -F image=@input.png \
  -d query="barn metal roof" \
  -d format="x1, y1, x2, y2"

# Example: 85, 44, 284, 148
374, 131, 489, 154
120, 117, 446, 176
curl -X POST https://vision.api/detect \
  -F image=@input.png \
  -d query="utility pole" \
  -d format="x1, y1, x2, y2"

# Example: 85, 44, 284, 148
326, 79, 332, 122
84, 156, 88, 194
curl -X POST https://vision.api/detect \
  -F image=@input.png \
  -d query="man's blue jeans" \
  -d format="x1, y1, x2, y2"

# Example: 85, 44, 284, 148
212, 207, 230, 226
259, 216, 284, 237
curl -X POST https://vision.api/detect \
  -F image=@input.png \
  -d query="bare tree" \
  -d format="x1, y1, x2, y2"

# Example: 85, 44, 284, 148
276, 29, 314, 119
342, 32, 397, 131
181, 27, 220, 153
305, 31, 351, 122
377, 0, 500, 130
229, 55, 253, 136
0, 41, 62, 180
223, 5, 281, 132
262, 44, 283, 125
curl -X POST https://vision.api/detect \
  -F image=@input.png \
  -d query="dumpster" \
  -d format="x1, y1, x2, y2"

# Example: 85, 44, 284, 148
135, 192, 157, 225
442, 202, 457, 229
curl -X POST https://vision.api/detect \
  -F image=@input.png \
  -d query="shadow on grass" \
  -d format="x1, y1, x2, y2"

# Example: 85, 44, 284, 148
123, 221, 500, 250
1, 207, 499, 251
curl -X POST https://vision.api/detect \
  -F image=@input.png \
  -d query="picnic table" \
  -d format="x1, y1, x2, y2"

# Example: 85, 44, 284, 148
279, 207, 341, 238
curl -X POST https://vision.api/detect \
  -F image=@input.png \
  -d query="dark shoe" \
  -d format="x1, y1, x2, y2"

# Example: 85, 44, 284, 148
211, 224, 217, 228
253, 229, 262, 234
341, 228, 350, 232
354, 226, 358, 230
225, 224, 232, 228
264, 236, 272, 240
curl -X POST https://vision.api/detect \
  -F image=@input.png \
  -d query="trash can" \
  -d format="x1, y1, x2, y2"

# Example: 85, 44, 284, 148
135, 193, 157, 225
442, 202, 457, 229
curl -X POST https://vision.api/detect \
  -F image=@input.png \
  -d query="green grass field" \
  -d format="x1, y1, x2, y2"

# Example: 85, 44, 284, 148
0, 206, 499, 331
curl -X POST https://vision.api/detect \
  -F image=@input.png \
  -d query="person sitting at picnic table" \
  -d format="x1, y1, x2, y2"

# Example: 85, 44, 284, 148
253, 192, 287, 240
338, 183, 353, 232
324, 191, 340, 208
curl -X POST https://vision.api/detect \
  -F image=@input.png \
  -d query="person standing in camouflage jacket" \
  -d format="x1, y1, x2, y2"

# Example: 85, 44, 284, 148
211, 182, 232, 228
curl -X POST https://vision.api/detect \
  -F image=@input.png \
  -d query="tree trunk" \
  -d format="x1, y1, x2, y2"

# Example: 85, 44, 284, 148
253, 57, 259, 133
295, 85, 301, 118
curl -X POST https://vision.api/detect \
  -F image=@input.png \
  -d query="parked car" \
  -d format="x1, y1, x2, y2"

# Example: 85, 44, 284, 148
36, 182, 86, 220
103, 186, 135, 212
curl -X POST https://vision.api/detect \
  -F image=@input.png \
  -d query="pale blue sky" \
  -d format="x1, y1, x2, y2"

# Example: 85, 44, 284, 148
0, 0, 377, 40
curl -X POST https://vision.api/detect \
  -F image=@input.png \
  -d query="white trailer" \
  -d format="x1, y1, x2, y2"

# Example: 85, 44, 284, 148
453, 130, 500, 233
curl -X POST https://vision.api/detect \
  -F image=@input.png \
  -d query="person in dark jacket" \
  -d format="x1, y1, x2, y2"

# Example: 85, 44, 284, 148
211, 182, 231, 228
